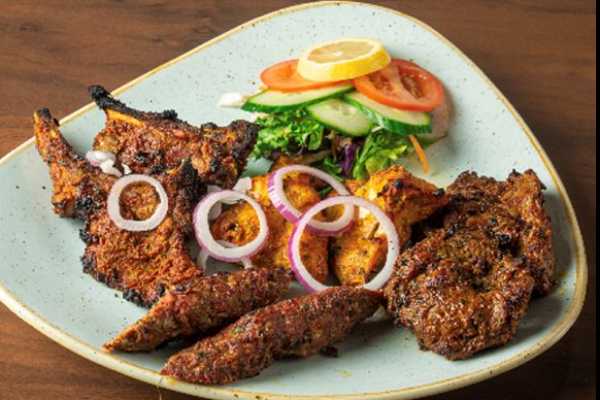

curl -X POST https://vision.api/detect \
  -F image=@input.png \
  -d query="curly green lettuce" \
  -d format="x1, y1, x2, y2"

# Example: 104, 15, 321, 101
251, 109, 325, 158
250, 110, 419, 181
352, 130, 411, 180
318, 155, 343, 180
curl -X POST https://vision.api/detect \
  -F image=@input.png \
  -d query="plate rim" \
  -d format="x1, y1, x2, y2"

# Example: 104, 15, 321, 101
0, 1, 588, 399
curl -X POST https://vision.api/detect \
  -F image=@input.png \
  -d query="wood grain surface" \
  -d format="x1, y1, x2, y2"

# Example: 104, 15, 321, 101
0, 1, 595, 399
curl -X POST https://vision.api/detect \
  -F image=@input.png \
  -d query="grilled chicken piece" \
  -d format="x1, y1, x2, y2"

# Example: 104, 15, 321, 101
162, 287, 381, 384
104, 268, 291, 352
90, 85, 259, 189
211, 169, 329, 283
332, 166, 448, 286
384, 170, 554, 360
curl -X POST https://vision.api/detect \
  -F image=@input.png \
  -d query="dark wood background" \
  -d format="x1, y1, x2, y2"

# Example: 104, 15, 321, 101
0, 1, 595, 399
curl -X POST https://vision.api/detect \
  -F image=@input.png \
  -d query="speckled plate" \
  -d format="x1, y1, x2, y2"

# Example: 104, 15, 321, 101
0, 2, 587, 399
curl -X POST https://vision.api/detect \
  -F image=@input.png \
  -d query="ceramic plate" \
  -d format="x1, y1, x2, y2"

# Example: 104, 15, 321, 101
0, 2, 587, 399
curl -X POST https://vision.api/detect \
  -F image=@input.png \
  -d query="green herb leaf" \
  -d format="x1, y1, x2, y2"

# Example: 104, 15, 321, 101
352, 130, 410, 179
319, 155, 343, 180
252, 109, 325, 158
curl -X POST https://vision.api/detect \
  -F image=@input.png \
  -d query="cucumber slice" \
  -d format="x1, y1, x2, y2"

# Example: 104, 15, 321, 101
344, 92, 432, 135
242, 84, 354, 113
306, 98, 373, 136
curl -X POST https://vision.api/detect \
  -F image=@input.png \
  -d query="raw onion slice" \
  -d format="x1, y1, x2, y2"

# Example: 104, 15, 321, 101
205, 178, 254, 220
193, 190, 268, 263
232, 177, 252, 193
107, 174, 169, 232
197, 241, 254, 271
99, 159, 123, 177
268, 165, 353, 235
206, 185, 224, 220
288, 196, 399, 292
86, 150, 116, 167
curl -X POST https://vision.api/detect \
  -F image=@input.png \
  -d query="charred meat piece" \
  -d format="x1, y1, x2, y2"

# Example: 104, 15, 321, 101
89, 85, 259, 189
35, 86, 260, 306
384, 170, 553, 360
502, 172, 555, 295
81, 195, 202, 307
34, 109, 204, 306
33, 109, 115, 218
162, 287, 381, 384
384, 220, 534, 360
445, 170, 554, 296
104, 268, 291, 352
332, 166, 448, 286
211, 169, 329, 283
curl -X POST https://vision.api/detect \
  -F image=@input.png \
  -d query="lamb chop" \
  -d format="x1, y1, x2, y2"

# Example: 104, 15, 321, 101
89, 85, 258, 189
34, 92, 259, 306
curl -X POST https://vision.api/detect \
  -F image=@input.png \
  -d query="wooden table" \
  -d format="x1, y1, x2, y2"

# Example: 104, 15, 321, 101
0, 1, 595, 399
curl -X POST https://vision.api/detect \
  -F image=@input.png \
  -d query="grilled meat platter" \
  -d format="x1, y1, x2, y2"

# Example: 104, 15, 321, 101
32, 38, 557, 385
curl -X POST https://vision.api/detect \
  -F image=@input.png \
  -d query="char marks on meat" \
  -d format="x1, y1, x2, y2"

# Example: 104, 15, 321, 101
445, 169, 554, 296
332, 166, 449, 286
35, 110, 203, 306
33, 87, 259, 306
104, 268, 291, 352
384, 169, 554, 360
89, 85, 258, 189
161, 287, 381, 384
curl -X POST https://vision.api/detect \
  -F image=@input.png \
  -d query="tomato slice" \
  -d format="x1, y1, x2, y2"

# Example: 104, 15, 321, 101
353, 59, 444, 111
260, 59, 346, 92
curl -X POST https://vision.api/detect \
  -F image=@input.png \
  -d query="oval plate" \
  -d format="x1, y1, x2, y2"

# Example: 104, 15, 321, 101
0, 2, 587, 399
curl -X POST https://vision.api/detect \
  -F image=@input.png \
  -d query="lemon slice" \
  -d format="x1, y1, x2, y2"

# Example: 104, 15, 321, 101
297, 38, 391, 82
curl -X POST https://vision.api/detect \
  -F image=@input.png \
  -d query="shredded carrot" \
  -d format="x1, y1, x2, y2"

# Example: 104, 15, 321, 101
409, 135, 430, 174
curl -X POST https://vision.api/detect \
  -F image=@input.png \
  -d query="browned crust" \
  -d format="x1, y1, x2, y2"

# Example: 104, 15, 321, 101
161, 287, 381, 384
384, 169, 554, 360
104, 268, 291, 352
446, 169, 555, 296
89, 85, 181, 124
384, 224, 535, 360
33, 108, 114, 218
34, 107, 204, 307
89, 85, 259, 189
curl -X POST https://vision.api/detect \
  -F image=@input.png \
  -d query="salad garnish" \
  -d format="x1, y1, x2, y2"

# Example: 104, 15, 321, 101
222, 38, 449, 178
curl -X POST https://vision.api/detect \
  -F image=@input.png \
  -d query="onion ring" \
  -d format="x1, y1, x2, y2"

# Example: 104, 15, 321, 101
197, 241, 254, 272
206, 185, 224, 220
193, 190, 268, 262
107, 174, 169, 231
268, 165, 353, 235
288, 196, 399, 292
205, 178, 254, 220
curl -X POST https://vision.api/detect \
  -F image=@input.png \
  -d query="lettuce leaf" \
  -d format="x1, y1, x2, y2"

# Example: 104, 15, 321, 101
318, 155, 343, 180
352, 130, 411, 180
250, 111, 414, 181
251, 109, 325, 158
